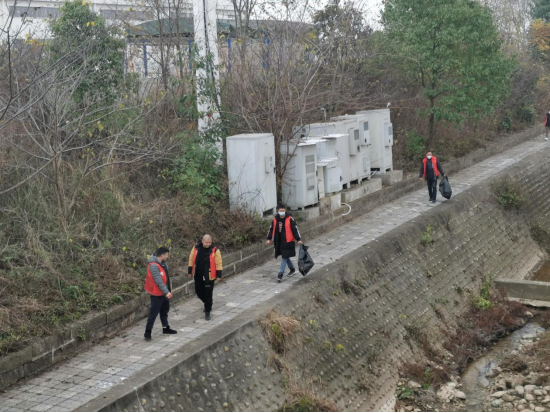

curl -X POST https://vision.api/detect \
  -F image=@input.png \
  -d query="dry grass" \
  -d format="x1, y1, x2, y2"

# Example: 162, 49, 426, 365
401, 362, 451, 388
280, 390, 337, 412
259, 309, 302, 354
267, 347, 336, 412
443, 293, 527, 373
500, 354, 529, 373
523, 331, 550, 373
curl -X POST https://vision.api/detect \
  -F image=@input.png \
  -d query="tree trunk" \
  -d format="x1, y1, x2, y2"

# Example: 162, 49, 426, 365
52, 155, 68, 232
428, 97, 435, 149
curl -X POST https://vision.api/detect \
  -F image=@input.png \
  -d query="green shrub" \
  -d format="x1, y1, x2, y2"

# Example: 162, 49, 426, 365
421, 225, 434, 246
170, 133, 224, 205
492, 176, 524, 210
406, 130, 427, 161
498, 115, 513, 132
515, 105, 536, 124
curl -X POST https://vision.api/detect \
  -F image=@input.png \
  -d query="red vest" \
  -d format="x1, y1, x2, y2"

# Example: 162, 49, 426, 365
272, 216, 295, 243
144, 262, 167, 296
422, 156, 439, 178
192, 247, 218, 281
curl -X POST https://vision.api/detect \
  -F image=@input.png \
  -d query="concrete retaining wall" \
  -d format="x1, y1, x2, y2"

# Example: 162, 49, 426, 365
495, 279, 550, 302
0, 126, 543, 392
79, 136, 550, 412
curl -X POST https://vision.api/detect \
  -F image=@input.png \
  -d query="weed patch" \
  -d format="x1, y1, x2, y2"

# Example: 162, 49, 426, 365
420, 225, 434, 246
259, 309, 301, 354
492, 176, 524, 210
280, 392, 336, 412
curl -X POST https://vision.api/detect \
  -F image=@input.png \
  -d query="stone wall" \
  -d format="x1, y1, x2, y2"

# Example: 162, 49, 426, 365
79, 138, 550, 412
0, 125, 543, 392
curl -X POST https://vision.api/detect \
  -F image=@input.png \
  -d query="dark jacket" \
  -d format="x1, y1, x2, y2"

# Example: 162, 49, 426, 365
266, 214, 301, 259
419, 157, 444, 179
187, 242, 223, 283
545, 112, 550, 126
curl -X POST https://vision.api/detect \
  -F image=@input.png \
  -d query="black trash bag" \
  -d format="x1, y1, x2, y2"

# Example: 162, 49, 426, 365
439, 176, 452, 199
298, 244, 315, 276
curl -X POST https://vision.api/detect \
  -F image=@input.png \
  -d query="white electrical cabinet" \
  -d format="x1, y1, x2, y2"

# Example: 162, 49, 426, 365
312, 137, 342, 195
332, 114, 370, 146
281, 140, 319, 210
293, 121, 359, 188
357, 109, 393, 172
226, 133, 277, 216
332, 114, 371, 183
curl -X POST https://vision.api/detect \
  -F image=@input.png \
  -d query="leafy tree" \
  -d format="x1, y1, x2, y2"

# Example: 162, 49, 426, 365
533, 0, 550, 22
49, 0, 127, 104
313, 0, 372, 54
530, 18, 550, 63
382, 0, 514, 147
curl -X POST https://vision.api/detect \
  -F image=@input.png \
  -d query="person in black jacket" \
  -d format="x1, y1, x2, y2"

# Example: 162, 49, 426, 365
419, 150, 445, 203
188, 235, 223, 321
266, 204, 303, 282
545, 109, 550, 138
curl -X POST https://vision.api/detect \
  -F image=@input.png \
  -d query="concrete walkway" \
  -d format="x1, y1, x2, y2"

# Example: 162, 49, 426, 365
0, 135, 547, 412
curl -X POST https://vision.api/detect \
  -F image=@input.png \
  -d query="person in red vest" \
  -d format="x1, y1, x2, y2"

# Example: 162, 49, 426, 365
545, 109, 550, 138
188, 234, 223, 321
419, 150, 445, 204
266, 204, 303, 282
144, 247, 177, 341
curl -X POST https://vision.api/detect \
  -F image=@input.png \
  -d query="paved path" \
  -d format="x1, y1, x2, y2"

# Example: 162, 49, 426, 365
0, 136, 547, 412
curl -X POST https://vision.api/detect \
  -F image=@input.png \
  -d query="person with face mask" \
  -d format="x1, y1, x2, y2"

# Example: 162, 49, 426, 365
266, 204, 303, 282
419, 150, 445, 203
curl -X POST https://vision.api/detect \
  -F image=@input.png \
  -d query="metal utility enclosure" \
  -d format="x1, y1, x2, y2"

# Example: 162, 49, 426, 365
281, 140, 318, 210
293, 121, 358, 188
226, 133, 277, 215
332, 114, 372, 182
357, 109, 393, 172
312, 136, 343, 195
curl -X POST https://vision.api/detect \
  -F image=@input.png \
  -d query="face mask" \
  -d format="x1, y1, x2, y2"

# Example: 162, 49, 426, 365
278, 211, 286, 217
427, 156, 432, 159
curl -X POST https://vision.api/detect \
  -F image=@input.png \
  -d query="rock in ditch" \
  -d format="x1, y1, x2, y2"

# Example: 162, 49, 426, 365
492, 398, 504, 408
454, 390, 466, 400
491, 391, 507, 398
436, 385, 455, 402
535, 407, 546, 412
517, 386, 526, 396
526, 394, 536, 402
525, 385, 538, 393
534, 390, 543, 396
503, 394, 516, 402
408, 381, 421, 389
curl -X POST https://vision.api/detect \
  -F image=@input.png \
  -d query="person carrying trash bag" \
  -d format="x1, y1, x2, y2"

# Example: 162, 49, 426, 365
298, 244, 315, 276
419, 150, 445, 204
266, 204, 303, 282
439, 175, 452, 200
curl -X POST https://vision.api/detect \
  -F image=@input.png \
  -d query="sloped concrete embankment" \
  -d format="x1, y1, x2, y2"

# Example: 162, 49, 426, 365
79, 147, 550, 412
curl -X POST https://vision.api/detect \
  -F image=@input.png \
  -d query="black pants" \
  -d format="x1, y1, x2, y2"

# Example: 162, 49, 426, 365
195, 277, 214, 313
146, 295, 169, 330
427, 177, 438, 201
